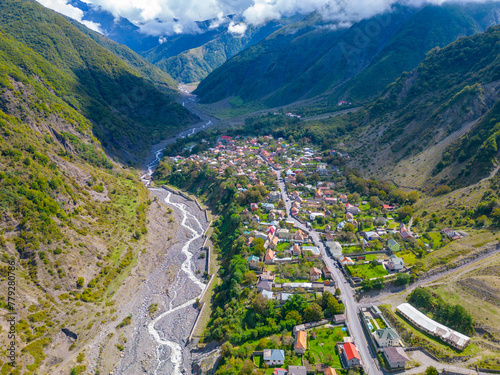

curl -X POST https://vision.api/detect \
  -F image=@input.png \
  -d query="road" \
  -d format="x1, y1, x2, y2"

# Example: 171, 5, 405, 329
274, 171, 383, 375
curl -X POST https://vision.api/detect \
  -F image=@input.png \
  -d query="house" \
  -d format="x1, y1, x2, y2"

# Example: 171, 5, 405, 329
383, 347, 410, 369
265, 249, 276, 264
341, 342, 361, 367
382, 204, 395, 211
346, 204, 361, 215
291, 244, 302, 256
262, 203, 275, 211
250, 203, 259, 211
260, 270, 276, 282
310, 212, 325, 221
327, 241, 343, 259
278, 292, 293, 304
309, 267, 322, 281
400, 229, 413, 240
248, 255, 260, 269
293, 230, 307, 244
324, 368, 337, 375
346, 212, 354, 221
339, 194, 348, 203
268, 236, 279, 249
323, 266, 332, 279
333, 314, 346, 324
340, 256, 354, 266
387, 239, 400, 252
254, 231, 267, 241
252, 214, 260, 223
257, 280, 273, 292
288, 366, 307, 375
374, 328, 401, 348
268, 191, 281, 202
263, 349, 285, 366
273, 369, 287, 375
302, 246, 320, 258
294, 330, 307, 354
261, 289, 273, 300
363, 231, 380, 241
277, 228, 292, 240
266, 225, 276, 234
386, 255, 405, 271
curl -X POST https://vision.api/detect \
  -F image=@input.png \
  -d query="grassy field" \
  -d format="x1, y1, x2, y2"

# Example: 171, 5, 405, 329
347, 263, 388, 279
308, 326, 348, 369
421, 230, 498, 271
399, 251, 418, 266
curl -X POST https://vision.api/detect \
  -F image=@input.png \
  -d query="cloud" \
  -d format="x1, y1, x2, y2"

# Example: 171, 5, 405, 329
228, 21, 248, 35
37, 0, 102, 33
37, 0, 500, 37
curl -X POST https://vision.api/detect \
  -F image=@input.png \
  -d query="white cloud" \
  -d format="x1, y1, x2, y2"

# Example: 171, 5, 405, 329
37, 0, 500, 37
228, 21, 248, 35
37, 0, 102, 33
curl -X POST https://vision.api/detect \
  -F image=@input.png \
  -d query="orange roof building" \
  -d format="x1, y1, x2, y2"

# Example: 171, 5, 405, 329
294, 330, 307, 354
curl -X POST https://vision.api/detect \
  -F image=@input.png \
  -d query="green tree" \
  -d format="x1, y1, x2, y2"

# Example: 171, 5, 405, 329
395, 273, 411, 286
285, 310, 302, 325
425, 366, 438, 375
303, 303, 324, 322
221, 342, 233, 358
76, 277, 85, 288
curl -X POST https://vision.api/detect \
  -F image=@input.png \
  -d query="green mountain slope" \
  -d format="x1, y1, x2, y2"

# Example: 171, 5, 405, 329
0, 0, 196, 161
143, 20, 291, 83
0, 27, 156, 374
194, 3, 500, 110
356, 24, 500, 190
68, 18, 178, 89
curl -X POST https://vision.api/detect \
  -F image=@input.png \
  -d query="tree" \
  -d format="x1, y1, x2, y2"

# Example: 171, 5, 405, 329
425, 366, 438, 375
296, 173, 307, 183
285, 310, 302, 325
252, 294, 268, 315
397, 205, 413, 221
408, 191, 419, 204
395, 273, 411, 286
221, 342, 233, 358
335, 288, 341, 296
373, 278, 385, 290
369, 196, 381, 208
303, 303, 324, 322
76, 277, 85, 288
243, 271, 257, 286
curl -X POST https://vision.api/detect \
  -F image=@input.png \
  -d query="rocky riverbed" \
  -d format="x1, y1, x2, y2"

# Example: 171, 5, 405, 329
114, 188, 209, 374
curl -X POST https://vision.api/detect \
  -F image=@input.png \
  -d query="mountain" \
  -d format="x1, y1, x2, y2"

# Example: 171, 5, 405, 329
354, 24, 500, 191
62, 0, 301, 83
0, 0, 196, 162
0, 0, 199, 373
67, 0, 160, 52
142, 18, 295, 83
67, 18, 177, 89
194, 3, 500, 110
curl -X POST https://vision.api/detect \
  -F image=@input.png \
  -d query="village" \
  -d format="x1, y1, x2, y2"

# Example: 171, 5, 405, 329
168, 134, 471, 374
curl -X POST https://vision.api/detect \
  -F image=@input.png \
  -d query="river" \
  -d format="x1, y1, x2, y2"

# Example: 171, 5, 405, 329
113, 91, 215, 374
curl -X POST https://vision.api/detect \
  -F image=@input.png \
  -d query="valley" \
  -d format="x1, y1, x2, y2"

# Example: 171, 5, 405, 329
2, 1, 500, 375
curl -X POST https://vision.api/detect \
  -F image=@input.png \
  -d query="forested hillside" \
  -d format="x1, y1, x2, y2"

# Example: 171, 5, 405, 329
0, 0, 196, 161
359, 24, 500, 190
0, 1, 196, 373
194, 3, 500, 110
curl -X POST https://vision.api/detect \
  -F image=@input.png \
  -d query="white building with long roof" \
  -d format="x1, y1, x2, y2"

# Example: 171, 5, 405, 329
396, 303, 470, 350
